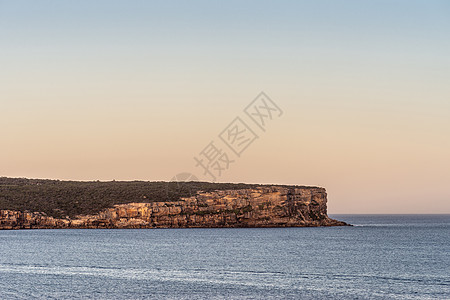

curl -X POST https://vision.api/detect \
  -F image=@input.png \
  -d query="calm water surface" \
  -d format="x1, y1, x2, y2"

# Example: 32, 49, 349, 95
0, 215, 449, 299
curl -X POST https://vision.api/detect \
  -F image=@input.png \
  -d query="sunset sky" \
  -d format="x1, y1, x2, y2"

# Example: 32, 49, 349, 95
1, 1, 449, 213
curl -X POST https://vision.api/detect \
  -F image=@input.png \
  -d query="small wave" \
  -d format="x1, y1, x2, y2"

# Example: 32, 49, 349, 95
349, 223, 449, 227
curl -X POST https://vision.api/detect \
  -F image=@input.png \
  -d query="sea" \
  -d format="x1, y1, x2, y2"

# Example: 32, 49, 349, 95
0, 215, 448, 299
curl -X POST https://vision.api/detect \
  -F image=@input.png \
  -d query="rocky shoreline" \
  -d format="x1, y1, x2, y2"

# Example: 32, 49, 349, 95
0, 186, 349, 229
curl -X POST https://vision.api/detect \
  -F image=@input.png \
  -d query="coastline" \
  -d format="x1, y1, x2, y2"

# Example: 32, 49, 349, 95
1, 186, 349, 229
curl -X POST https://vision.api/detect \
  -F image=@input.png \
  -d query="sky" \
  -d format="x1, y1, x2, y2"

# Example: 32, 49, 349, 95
1, 0, 449, 213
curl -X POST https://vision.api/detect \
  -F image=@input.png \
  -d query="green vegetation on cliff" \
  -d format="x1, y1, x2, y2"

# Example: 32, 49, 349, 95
0, 177, 310, 218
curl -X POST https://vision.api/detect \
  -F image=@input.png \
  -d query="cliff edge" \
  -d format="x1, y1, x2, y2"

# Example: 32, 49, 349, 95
0, 185, 348, 229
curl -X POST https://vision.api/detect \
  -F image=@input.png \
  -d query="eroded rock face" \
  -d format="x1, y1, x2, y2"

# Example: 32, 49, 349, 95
0, 187, 348, 229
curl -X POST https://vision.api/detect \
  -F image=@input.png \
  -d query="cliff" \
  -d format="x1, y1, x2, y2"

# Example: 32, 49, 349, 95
0, 186, 348, 229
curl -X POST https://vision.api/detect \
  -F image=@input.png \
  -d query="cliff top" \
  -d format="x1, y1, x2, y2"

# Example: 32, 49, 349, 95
0, 177, 323, 218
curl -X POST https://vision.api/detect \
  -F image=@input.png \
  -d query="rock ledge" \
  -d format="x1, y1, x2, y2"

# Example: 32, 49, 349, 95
0, 187, 349, 229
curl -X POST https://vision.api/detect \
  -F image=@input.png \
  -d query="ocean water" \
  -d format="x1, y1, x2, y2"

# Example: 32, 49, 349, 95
0, 215, 448, 299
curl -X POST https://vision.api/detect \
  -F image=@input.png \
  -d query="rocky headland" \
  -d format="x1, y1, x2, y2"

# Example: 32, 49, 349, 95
0, 181, 348, 229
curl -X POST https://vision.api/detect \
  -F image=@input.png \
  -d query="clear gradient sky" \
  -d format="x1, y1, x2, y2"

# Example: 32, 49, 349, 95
1, 1, 449, 213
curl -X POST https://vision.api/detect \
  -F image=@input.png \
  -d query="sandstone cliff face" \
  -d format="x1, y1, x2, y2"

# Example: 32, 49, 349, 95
0, 187, 348, 229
